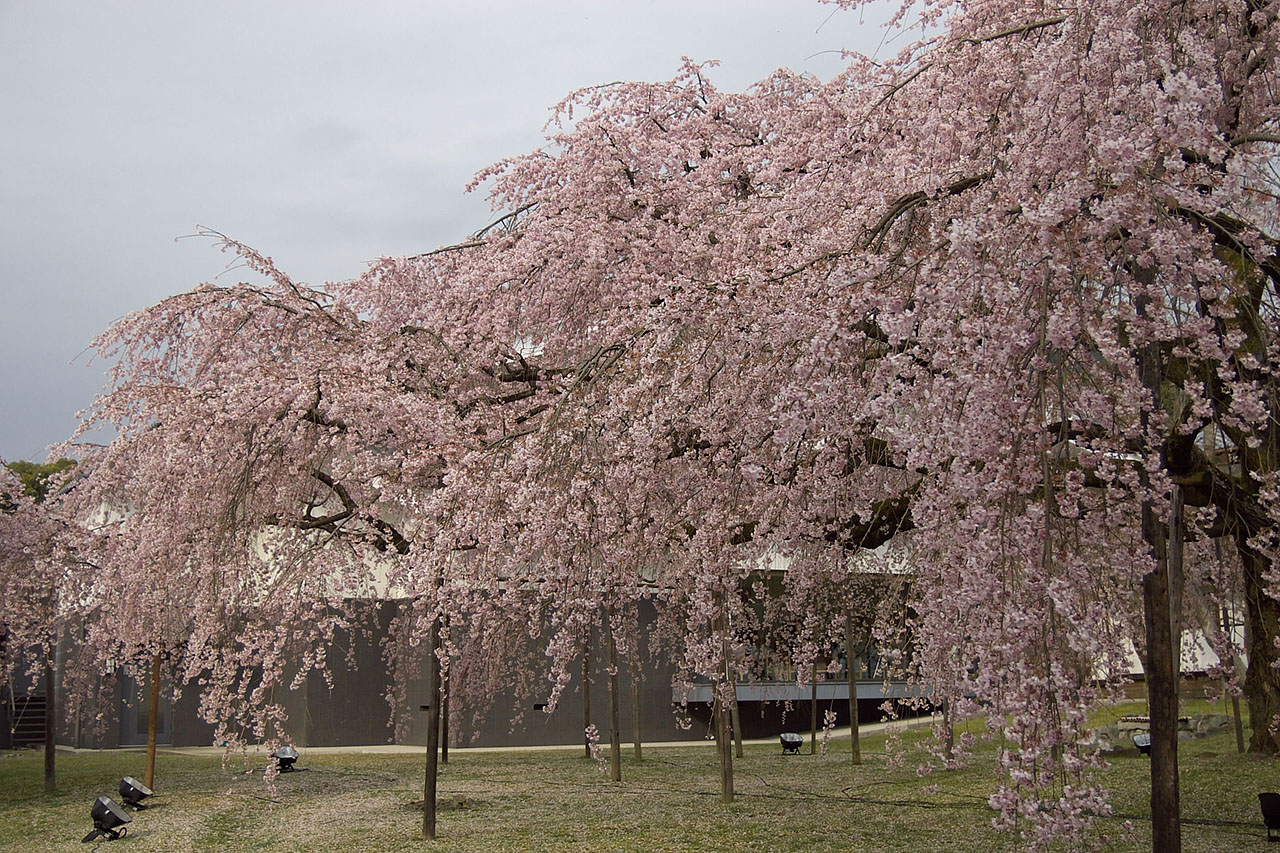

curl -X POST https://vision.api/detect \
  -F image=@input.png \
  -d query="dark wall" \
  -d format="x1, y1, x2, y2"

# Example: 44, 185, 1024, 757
689, 696, 920, 741
0, 686, 10, 750
395, 597, 703, 749
300, 601, 398, 747
427, 655, 699, 750
169, 685, 217, 748
76, 597, 920, 751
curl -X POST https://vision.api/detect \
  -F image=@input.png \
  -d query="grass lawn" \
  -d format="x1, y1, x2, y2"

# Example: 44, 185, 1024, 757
0, 699, 1273, 852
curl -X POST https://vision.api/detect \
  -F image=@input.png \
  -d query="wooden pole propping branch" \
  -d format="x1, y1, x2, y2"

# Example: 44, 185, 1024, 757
1142, 504, 1181, 853
145, 653, 162, 789
1220, 603, 1246, 753
714, 595, 734, 803
809, 660, 819, 755
846, 611, 862, 764
421, 599, 443, 841
730, 685, 744, 759
43, 661, 55, 794
582, 635, 592, 759
630, 653, 643, 762
1137, 321, 1181, 853
605, 605, 622, 782
1169, 484, 1185, 682
441, 677, 450, 766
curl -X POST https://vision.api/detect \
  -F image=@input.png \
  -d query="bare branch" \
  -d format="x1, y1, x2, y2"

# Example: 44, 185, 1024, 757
962, 16, 1067, 45
408, 241, 486, 260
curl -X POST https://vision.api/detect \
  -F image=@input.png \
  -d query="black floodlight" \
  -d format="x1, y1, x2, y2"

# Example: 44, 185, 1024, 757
118, 776, 153, 809
81, 796, 131, 843
1260, 792, 1280, 842
779, 732, 803, 755
272, 744, 300, 772
1132, 732, 1152, 755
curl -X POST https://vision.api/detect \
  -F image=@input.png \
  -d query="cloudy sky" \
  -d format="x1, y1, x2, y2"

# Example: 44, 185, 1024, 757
0, 0, 902, 462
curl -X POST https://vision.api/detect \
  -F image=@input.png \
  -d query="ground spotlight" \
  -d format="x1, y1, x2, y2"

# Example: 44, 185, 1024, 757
81, 796, 131, 843
779, 732, 803, 754
1260, 792, 1280, 842
118, 776, 153, 809
272, 744, 300, 772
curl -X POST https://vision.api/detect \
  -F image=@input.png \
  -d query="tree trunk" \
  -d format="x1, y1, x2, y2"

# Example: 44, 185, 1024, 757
605, 605, 622, 782
421, 605, 442, 841
1239, 536, 1280, 754
43, 661, 55, 794
145, 652, 161, 790
582, 636, 592, 759
846, 612, 861, 765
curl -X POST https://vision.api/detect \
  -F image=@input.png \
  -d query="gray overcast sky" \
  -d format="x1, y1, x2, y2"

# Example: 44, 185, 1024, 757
0, 0, 898, 462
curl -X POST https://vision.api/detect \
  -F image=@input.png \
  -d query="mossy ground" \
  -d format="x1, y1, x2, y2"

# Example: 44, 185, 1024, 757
0, 698, 1270, 852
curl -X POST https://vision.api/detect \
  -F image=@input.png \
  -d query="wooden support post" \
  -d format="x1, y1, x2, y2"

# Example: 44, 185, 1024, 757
846, 611, 861, 764
43, 661, 55, 794
943, 701, 954, 764
730, 685, 743, 759
714, 598, 734, 803
582, 635, 592, 759
809, 660, 818, 755
1223, 603, 1245, 753
145, 652, 161, 789
440, 678, 450, 766
630, 653, 642, 762
606, 605, 622, 782
1169, 485, 1185, 682
1136, 296, 1180, 853
1141, 506, 1180, 853
421, 604, 442, 841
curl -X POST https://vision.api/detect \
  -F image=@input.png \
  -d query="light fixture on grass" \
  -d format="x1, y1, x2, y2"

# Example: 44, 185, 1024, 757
118, 776, 153, 809
1260, 792, 1280, 842
80, 796, 131, 843
271, 744, 300, 772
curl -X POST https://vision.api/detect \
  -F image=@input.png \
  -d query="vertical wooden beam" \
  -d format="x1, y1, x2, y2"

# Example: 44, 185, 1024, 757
43, 661, 55, 794
714, 597, 733, 803
605, 605, 622, 782
630, 653, 642, 762
943, 701, 954, 763
1136, 293, 1180, 853
582, 635, 592, 759
1221, 604, 1245, 753
730, 686, 744, 759
1168, 485, 1185, 682
809, 660, 818, 755
440, 677, 450, 766
1141, 503, 1180, 853
421, 603, 442, 841
145, 652, 161, 789
846, 611, 861, 764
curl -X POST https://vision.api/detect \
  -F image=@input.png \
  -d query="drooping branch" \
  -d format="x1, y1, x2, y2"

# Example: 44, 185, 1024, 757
961, 16, 1067, 45
768, 172, 993, 282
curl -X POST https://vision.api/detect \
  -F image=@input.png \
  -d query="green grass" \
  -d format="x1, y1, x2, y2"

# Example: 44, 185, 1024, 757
0, 700, 1272, 852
